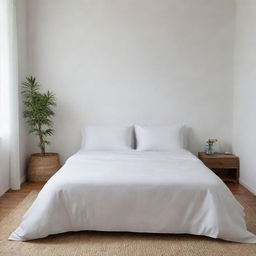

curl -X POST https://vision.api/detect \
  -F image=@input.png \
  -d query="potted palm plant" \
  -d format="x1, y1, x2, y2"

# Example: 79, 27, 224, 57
22, 76, 60, 182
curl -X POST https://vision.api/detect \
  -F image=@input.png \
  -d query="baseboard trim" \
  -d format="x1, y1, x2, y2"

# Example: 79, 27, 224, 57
239, 179, 256, 195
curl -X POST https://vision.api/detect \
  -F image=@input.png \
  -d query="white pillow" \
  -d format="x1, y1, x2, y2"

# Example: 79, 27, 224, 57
135, 125, 184, 151
81, 125, 133, 151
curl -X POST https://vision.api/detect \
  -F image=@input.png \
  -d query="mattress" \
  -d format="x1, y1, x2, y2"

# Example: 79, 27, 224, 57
9, 150, 256, 242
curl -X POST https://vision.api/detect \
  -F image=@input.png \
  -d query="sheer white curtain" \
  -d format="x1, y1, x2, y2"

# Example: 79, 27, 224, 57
0, 0, 20, 194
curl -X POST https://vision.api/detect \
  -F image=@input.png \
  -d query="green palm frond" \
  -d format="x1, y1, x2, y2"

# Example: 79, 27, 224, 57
22, 76, 56, 155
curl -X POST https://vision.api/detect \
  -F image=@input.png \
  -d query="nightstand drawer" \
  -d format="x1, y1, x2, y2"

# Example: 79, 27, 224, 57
203, 159, 237, 169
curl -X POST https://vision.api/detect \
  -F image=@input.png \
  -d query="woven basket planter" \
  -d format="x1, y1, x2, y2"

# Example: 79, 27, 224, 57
28, 153, 61, 182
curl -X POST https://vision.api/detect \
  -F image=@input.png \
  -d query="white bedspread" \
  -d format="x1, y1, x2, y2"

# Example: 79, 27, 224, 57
9, 150, 256, 243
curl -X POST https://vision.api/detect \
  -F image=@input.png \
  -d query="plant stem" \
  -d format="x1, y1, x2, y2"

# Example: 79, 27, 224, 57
38, 124, 45, 155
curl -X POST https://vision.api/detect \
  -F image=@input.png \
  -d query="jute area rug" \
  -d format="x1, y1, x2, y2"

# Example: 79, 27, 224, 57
0, 191, 256, 256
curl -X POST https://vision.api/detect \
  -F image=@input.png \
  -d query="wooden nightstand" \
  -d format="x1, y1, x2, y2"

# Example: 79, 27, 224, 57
198, 152, 239, 183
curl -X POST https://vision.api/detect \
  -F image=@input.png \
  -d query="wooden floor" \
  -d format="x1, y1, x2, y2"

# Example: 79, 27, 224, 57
0, 182, 44, 221
0, 182, 255, 222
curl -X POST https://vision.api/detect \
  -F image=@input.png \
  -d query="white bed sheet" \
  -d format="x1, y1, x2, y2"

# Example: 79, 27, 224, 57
9, 150, 256, 243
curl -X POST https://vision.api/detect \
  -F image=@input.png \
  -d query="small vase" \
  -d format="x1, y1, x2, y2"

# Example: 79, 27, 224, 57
205, 143, 215, 155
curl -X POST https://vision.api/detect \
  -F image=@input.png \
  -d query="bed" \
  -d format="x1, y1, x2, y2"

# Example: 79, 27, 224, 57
9, 149, 256, 243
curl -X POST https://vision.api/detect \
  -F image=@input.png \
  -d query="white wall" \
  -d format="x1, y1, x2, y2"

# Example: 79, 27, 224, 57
26, 0, 235, 162
17, 0, 28, 183
233, 0, 256, 194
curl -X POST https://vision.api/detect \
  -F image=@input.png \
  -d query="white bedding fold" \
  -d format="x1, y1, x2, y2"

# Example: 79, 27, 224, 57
9, 150, 256, 243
